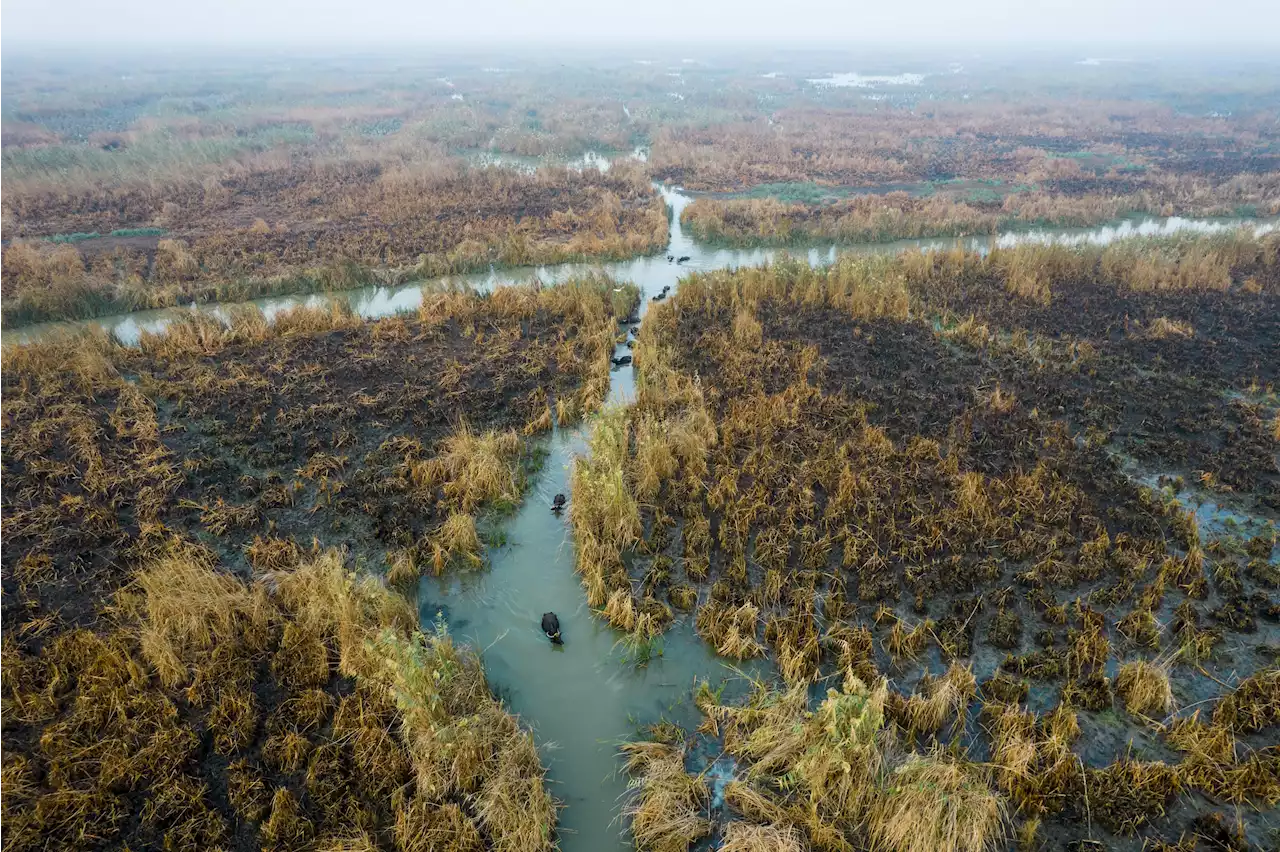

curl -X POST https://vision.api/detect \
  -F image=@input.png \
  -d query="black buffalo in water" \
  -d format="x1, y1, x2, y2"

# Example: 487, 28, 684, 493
611, 355, 633, 367
551, 493, 567, 513
541, 612, 563, 644
677, 256, 691, 263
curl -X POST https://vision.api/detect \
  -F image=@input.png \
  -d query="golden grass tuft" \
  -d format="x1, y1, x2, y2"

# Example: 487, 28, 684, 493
261, 787, 315, 848
887, 618, 930, 662
395, 797, 484, 852
131, 546, 273, 687
719, 821, 806, 852
387, 548, 421, 588
418, 422, 523, 512
1212, 668, 1280, 733
723, 781, 792, 825
871, 753, 1008, 852
604, 588, 638, 631
903, 662, 978, 740
1116, 659, 1175, 717
620, 740, 713, 852
431, 512, 485, 573
696, 601, 766, 659
273, 548, 417, 678
1143, 316, 1195, 339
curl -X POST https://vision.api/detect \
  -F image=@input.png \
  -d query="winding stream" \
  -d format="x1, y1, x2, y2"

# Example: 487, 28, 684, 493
7, 186, 1274, 347
6, 185, 1277, 849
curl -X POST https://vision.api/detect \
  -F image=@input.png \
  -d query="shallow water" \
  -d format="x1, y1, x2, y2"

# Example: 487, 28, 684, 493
425, 422, 767, 849
808, 71, 927, 87
422, 275, 770, 849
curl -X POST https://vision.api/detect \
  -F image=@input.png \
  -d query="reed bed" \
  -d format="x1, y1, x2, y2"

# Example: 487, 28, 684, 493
597, 241, 1279, 848
1, 276, 639, 850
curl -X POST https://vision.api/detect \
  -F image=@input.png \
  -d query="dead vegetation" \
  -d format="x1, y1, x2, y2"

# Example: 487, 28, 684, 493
2, 162, 665, 327
2, 277, 636, 628
593, 243, 1279, 848
1, 277, 639, 850
624, 674, 1005, 852
2, 543, 554, 851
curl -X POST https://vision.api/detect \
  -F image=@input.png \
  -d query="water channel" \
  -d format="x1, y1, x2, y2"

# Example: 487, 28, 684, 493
4, 183, 1276, 849
6, 185, 1274, 347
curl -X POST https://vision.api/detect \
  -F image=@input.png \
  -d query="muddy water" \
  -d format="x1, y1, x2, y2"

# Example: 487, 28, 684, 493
6, 186, 1278, 848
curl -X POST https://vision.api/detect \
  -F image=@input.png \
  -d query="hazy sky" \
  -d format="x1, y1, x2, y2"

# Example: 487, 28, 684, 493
3, 0, 1279, 48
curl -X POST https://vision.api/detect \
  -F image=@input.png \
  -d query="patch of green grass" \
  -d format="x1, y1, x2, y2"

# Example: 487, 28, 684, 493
480, 524, 509, 549
489, 497, 520, 516
617, 631, 664, 668
46, 231, 101, 243
738, 182, 840, 204
110, 227, 167, 237
963, 187, 1002, 204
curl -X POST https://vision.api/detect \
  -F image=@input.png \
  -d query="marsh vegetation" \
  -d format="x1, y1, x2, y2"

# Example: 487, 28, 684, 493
5, 49, 1280, 326
581, 233, 1279, 850
1, 277, 638, 851
3, 46, 1280, 852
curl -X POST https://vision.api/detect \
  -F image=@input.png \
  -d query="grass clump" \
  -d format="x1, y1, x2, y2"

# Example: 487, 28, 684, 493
1212, 668, 1280, 733
2, 546, 554, 852
627, 674, 1007, 852
1116, 659, 1175, 718
619, 740, 713, 852
719, 821, 806, 852
872, 753, 1008, 852
419, 423, 523, 512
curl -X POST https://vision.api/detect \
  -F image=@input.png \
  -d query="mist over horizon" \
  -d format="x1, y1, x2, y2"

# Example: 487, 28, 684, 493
3, 0, 1280, 51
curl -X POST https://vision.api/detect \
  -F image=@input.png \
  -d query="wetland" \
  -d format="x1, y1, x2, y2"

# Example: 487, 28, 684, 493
3, 46, 1279, 852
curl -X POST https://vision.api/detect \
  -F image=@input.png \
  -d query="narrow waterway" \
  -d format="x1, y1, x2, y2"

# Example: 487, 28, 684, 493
6, 185, 1274, 347
420, 217, 775, 848
5, 183, 1277, 849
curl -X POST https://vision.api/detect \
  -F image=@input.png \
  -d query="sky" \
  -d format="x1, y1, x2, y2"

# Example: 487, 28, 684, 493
2, 0, 1279, 48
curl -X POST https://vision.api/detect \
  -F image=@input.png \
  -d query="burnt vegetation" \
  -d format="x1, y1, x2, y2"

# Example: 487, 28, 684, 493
4, 47, 1280, 852
591, 235, 1280, 851
1, 278, 639, 851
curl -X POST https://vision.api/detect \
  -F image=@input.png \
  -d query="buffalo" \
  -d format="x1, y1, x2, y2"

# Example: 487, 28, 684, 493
541, 612, 563, 644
